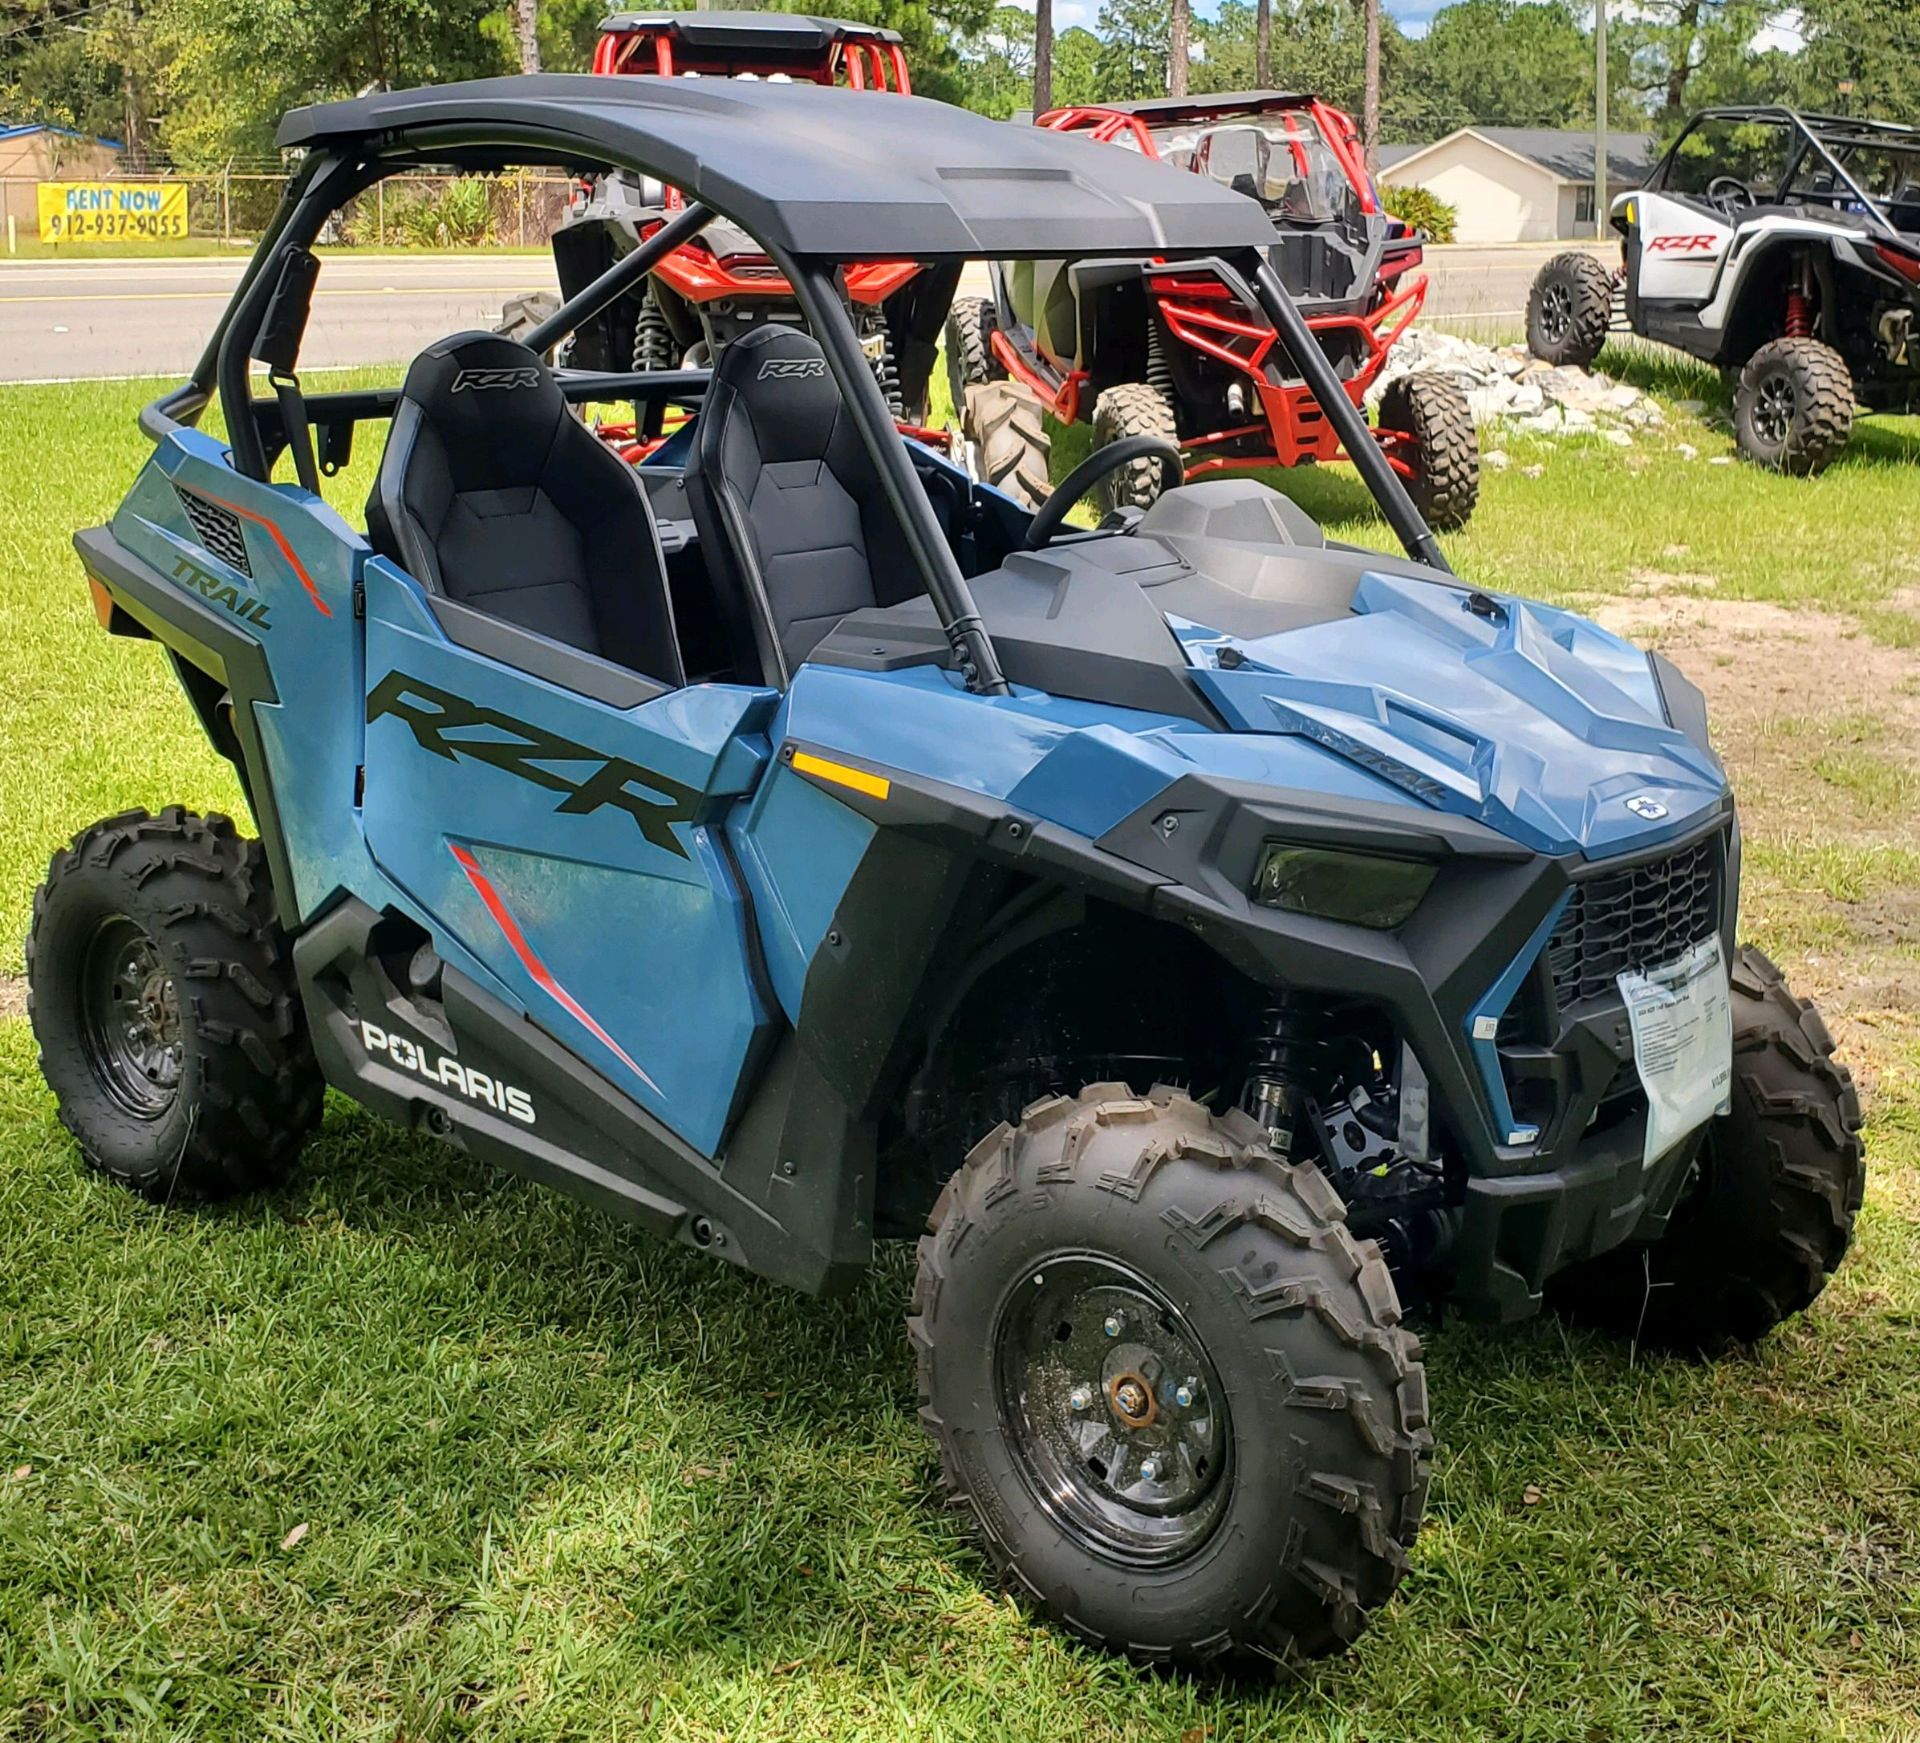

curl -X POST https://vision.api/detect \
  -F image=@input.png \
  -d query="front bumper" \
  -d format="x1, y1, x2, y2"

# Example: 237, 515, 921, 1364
1452, 1107, 1701, 1321
1093, 777, 1737, 1319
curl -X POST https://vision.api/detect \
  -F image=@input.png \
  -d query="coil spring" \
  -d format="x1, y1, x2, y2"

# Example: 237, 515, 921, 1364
1785, 288, 1814, 340
1146, 316, 1174, 398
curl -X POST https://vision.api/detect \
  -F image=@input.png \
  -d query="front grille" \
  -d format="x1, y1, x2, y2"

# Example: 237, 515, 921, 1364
174, 486, 251, 576
1547, 837, 1721, 1008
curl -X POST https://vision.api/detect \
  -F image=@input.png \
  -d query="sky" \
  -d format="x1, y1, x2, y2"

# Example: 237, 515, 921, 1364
1041, 0, 1472, 38
1039, 0, 1808, 49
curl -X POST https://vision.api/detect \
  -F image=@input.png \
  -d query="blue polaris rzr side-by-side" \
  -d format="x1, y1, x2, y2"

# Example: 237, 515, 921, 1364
31, 78, 1863, 1669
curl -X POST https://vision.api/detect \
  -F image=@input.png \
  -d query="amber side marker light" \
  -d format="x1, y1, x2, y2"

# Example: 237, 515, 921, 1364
85, 574, 115, 629
792, 750, 891, 802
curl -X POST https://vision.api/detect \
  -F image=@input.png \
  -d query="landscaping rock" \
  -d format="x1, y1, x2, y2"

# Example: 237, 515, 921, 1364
1370, 328, 1671, 446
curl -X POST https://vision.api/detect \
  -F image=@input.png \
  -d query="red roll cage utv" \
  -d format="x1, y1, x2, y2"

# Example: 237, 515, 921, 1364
544, 12, 950, 427
948, 92, 1479, 527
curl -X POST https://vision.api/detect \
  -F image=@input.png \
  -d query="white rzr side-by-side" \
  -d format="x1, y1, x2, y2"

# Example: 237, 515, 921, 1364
1528, 107, 1920, 473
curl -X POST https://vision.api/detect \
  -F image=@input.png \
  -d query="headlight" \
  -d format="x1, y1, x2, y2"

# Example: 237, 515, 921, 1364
1252, 844, 1435, 929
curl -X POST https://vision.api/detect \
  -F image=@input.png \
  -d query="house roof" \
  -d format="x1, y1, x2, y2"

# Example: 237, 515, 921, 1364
277, 75, 1283, 260
0, 122, 125, 148
1382, 126, 1655, 185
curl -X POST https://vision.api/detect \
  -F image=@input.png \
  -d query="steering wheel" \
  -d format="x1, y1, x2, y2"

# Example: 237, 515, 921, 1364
1706, 174, 1752, 212
1022, 435, 1185, 550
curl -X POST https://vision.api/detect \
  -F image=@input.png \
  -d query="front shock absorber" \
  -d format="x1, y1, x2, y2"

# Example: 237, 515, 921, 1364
1244, 993, 1319, 1158
1785, 257, 1815, 340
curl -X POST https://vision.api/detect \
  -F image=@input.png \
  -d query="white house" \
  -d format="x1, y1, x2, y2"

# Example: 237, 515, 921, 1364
1378, 127, 1655, 243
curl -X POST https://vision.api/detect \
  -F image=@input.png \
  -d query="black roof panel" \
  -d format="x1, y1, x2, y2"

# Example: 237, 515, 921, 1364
1095, 91, 1317, 119
277, 76, 1282, 259
597, 11, 904, 46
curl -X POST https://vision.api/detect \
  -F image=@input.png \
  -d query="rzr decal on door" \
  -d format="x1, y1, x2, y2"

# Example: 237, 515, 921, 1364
366, 670, 700, 857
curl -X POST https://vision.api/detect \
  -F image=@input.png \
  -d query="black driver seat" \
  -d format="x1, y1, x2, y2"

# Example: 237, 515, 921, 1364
367, 331, 684, 686
682, 324, 924, 686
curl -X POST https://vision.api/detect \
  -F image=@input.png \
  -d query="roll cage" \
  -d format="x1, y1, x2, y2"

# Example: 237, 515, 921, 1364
1649, 106, 1920, 243
139, 79, 1451, 705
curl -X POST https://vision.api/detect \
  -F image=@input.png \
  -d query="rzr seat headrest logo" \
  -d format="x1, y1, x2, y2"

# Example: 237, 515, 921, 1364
450, 366, 544, 393
756, 357, 828, 381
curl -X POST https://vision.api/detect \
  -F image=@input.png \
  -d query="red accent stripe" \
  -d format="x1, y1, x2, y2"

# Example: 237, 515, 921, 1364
448, 842, 662, 1097
202, 489, 333, 618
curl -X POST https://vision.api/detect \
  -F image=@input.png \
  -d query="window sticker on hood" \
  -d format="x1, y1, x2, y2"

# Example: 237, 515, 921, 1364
1619, 936, 1733, 1169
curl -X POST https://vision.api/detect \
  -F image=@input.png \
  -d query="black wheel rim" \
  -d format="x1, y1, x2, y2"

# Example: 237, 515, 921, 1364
1754, 371, 1797, 446
1539, 280, 1573, 343
993, 1253, 1231, 1567
82, 917, 183, 1118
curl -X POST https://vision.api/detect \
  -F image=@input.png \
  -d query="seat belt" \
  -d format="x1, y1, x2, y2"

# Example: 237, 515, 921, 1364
251, 246, 323, 493
270, 369, 322, 495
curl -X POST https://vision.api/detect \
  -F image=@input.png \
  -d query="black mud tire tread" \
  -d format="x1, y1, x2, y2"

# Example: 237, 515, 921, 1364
963, 380, 1053, 509
1525, 251, 1613, 368
1379, 373, 1480, 530
1733, 337, 1855, 476
1550, 944, 1865, 1349
944, 296, 1003, 415
909, 1083, 1430, 1671
26, 807, 323, 1202
1090, 381, 1182, 513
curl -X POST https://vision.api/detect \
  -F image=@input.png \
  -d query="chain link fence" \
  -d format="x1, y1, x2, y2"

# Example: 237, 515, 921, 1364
2, 171, 576, 248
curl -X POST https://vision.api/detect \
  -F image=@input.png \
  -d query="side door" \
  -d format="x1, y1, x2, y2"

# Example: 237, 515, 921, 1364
1633, 116, 1793, 307
358, 562, 779, 1158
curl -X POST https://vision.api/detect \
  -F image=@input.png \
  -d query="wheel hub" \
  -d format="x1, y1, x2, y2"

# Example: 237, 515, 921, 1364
1540, 281, 1572, 342
1754, 372, 1797, 446
84, 918, 183, 1118
994, 1255, 1230, 1566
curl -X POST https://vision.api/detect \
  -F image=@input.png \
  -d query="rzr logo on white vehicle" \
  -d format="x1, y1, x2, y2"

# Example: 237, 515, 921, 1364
450, 367, 544, 393
358, 1019, 536, 1125
1647, 235, 1721, 255
756, 357, 828, 381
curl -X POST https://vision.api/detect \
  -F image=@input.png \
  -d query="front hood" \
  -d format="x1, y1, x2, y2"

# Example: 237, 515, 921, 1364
1176, 572, 1727, 857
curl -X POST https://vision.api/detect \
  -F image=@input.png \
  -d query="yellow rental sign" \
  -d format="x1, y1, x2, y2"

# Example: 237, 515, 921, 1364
37, 181, 189, 242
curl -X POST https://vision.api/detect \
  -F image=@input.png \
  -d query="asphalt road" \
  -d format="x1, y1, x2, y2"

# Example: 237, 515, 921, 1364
0, 239, 1613, 383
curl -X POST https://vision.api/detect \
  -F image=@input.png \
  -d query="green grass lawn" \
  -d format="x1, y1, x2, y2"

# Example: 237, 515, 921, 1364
1, 365, 1917, 1740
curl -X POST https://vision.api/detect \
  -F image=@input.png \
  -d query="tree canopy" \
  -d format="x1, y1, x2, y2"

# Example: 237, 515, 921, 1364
2, 0, 1916, 171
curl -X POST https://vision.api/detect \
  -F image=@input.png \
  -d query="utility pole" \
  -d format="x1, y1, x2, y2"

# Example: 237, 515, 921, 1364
1594, 0, 1608, 238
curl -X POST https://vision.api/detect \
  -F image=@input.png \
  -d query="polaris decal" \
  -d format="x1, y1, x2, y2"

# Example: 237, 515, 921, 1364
167, 553, 272, 629
358, 1019, 536, 1124
756, 356, 828, 380
367, 671, 699, 857
450, 366, 544, 393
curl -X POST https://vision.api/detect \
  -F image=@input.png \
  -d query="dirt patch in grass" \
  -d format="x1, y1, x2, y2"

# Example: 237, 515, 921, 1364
0, 974, 22, 1022
1590, 594, 1920, 1083
1591, 595, 1920, 824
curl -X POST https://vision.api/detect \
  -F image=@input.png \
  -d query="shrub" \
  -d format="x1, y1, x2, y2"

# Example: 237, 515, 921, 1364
338, 177, 498, 248
1379, 183, 1457, 245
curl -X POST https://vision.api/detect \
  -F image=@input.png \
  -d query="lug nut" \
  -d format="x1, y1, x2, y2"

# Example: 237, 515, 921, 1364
1140, 1456, 1163, 1482
1103, 1314, 1123, 1338
1173, 1382, 1196, 1409
1068, 1384, 1094, 1413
